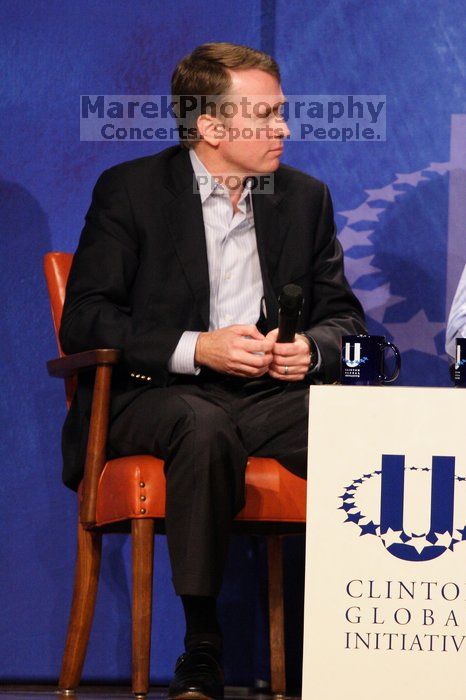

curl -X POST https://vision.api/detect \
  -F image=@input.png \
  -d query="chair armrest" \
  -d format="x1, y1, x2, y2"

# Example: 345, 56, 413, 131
80, 361, 115, 527
47, 349, 121, 377
47, 348, 120, 527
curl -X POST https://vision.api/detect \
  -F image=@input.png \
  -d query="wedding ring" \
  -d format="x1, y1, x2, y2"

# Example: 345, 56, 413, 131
284, 365, 289, 375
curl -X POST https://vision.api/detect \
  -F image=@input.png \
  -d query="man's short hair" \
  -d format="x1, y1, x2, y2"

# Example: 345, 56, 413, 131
171, 42, 281, 149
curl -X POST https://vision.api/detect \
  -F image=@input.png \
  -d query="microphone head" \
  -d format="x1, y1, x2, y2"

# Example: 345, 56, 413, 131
279, 284, 303, 313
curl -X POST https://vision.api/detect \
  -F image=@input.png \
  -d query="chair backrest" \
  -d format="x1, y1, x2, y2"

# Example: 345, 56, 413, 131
43, 252, 75, 404
44, 252, 73, 353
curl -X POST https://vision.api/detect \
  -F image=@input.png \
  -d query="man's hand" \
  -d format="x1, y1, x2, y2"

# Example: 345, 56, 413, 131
266, 328, 312, 381
195, 325, 274, 377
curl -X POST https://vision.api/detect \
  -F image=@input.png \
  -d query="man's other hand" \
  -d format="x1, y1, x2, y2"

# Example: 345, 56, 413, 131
195, 325, 274, 377
266, 328, 312, 381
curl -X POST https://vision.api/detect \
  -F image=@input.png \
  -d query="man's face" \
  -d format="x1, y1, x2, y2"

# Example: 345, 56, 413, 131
210, 68, 290, 176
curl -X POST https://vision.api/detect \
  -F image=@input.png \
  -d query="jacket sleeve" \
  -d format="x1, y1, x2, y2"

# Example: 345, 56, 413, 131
59, 166, 183, 386
304, 184, 366, 382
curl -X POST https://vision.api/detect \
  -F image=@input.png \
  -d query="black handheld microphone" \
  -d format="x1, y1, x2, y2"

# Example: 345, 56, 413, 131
277, 284, 304, 343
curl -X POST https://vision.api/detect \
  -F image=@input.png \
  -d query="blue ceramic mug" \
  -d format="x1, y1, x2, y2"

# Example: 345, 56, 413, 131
453, 338, 466, 387
341, 334, 401, 385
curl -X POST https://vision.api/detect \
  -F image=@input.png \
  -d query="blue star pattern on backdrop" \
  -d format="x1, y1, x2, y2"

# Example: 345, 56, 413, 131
337, 161, 454, 387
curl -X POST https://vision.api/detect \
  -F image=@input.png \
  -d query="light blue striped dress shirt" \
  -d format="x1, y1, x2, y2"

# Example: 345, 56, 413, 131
446, 264, 466, 357
167, 148, 264, 374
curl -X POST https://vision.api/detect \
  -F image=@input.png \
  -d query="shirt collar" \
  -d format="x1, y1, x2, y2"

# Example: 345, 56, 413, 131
190, 148, 253, 207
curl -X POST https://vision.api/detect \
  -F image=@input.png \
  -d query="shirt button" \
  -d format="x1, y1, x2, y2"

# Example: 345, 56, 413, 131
225, 273, 231, 280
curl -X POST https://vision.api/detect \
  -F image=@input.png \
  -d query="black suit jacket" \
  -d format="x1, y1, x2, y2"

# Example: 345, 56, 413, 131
60, 145, 366, 490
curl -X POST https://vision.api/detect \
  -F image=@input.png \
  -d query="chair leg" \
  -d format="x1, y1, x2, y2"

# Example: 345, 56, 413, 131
59, 522, 102, 693
267, 534, 286, 698
132, 518, 155, 698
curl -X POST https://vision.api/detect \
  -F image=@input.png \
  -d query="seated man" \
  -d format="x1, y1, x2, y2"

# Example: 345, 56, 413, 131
60, 42, 366, 700
446, 264, 466, 357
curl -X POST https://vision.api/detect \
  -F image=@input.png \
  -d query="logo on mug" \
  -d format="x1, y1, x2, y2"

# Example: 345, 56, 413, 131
455, 343, 466, 370
339, 454, 466, 562
343, 342, 368, 369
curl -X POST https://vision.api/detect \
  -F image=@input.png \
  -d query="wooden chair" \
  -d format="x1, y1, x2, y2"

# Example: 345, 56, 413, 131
44, 252, 307, 698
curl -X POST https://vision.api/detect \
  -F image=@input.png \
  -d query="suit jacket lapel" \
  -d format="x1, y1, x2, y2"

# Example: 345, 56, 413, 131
164, 150, 210, 328
252, 184, 286, 330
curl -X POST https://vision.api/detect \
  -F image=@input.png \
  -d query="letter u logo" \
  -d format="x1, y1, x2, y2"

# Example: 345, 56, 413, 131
345, 342, 361, 368
380, 454, 455, 561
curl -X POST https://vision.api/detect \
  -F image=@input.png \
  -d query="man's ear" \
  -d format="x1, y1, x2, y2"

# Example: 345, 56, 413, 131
196, 113, 225, 147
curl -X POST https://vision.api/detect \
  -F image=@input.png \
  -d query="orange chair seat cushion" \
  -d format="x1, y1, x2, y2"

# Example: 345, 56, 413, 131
78, 455, 307, 527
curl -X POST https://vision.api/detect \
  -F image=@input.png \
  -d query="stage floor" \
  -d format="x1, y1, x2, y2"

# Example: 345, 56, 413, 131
0, 686, 301, 699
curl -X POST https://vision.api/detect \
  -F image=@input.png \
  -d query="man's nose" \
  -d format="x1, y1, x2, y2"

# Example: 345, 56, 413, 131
274, 115, 290, 139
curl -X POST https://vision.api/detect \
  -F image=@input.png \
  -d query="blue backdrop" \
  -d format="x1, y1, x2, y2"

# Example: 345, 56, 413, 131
1, 0, 465, 689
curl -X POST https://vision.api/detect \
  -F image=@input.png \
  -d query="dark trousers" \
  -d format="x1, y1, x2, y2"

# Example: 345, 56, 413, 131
108, 374, 309, 596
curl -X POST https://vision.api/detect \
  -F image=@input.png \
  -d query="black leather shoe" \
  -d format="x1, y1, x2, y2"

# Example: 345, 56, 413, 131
168, 642, 224, 699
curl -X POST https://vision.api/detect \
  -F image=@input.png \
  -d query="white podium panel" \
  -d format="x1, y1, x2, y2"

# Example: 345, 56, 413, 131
303, 386, 466, 700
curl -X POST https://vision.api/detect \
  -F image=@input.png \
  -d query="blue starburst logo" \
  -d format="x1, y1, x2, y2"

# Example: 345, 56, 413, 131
340, 455, 466, 561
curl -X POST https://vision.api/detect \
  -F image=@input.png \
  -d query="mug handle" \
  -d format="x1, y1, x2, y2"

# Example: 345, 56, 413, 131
381, 341, 401, 383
